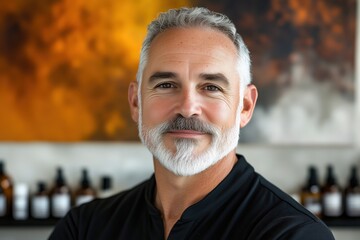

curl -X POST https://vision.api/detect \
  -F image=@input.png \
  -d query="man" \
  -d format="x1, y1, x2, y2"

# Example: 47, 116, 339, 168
49, 7, 334, 239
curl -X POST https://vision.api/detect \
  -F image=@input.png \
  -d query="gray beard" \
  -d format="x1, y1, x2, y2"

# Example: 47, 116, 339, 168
138, 114, 241, 176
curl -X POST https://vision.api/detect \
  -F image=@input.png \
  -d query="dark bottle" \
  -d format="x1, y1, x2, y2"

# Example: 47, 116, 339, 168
50, 168, 71, 218
300, 166, 322, 218
31, 181, 50, 219
0, 160, 13, 218
344, 165, 360, 217
322, 165, 343, 217
75, 169, 96, 206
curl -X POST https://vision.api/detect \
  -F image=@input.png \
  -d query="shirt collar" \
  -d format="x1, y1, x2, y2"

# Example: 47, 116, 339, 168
145, 154, 253, 221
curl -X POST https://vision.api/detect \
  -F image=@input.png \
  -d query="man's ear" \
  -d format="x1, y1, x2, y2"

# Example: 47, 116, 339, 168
128, 81, 139, 123
240, 84, 258, 128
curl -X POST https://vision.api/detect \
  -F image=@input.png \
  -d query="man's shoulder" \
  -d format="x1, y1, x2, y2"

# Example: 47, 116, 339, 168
256, 174, 317, 220
246, 174, 334, 239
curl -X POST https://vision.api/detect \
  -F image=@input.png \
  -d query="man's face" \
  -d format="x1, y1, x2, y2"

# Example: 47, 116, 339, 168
136, 27, 243, 176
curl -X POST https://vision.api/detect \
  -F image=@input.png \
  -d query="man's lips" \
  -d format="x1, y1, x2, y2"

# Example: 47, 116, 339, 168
166, 130, 207, 138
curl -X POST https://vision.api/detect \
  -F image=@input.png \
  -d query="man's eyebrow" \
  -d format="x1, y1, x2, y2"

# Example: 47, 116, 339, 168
199, 73, 230, 86
149, 72, 177, 83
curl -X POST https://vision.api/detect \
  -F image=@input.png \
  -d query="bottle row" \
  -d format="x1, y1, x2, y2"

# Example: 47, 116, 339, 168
299, 164, 360, 219
0, 160, 116, 220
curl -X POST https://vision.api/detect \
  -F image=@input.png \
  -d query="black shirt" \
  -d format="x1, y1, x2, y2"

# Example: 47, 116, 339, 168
49, 155, 334, 240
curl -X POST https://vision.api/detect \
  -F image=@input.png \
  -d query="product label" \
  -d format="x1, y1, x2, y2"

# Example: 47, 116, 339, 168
323, 192, 342, 216
32, 196, 50, 219
52, 194, 71, 218
13, 197, 28, 220
0, 195, 6, 217
304, 197, 321, 215
98, 190, 116, 199
76, 195, 94, 206
346, 193, 360, 217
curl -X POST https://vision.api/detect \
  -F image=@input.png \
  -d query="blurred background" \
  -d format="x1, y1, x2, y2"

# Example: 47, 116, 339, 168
0, 0, 359, 239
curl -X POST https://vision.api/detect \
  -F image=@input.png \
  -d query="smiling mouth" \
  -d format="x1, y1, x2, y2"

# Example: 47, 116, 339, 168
166, 130, 207, 138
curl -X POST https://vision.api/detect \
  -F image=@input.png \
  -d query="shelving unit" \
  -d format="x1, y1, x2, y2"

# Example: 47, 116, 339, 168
0, 218, 58, 227
323, 217, 360, 228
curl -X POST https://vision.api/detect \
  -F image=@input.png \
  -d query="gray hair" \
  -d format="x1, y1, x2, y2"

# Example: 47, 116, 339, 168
136, 7, 252, 92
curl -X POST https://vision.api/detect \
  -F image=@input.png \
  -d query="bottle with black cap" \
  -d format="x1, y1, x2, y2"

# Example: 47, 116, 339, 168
322, 165, 343, 217
50, 167, 71, 218
300, 166, 322, 218
344, 165, 360, 217
75, 169, 96, 206
31, 181, 50, 219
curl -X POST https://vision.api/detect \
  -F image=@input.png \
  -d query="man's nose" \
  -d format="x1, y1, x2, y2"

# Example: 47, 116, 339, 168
176, 89, 202, 118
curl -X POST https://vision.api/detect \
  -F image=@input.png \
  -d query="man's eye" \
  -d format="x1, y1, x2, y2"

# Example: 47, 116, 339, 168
156, 83, 174, 89
204, 85, 221, 92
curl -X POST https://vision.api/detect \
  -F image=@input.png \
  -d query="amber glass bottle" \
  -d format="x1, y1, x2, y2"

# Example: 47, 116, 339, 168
344, 166, 360, 217
75, 169, 96, 206
322, 165, 343, 217
300, 166, 322, 218
0, 160, 13, 218
50, 168, 71, 218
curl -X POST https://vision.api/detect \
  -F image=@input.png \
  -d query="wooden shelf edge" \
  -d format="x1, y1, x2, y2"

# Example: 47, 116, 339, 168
322, 217, 360, 228
0, 218, 59, 227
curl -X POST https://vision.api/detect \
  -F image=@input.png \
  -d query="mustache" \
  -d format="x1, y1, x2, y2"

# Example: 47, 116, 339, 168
159, 116, 219, 135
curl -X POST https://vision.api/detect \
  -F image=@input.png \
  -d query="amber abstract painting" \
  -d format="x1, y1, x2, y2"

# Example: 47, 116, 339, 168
0, 0, 356, 144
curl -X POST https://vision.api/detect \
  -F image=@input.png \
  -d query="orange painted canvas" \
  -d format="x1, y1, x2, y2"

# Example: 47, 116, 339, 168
0, 0, 356, 143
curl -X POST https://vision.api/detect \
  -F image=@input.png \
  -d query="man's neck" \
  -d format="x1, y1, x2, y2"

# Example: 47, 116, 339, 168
153, 151, 238, 238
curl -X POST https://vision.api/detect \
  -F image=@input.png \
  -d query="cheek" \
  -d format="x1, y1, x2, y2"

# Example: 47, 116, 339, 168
204, 102, 238, 128
142, 98, 172, 125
